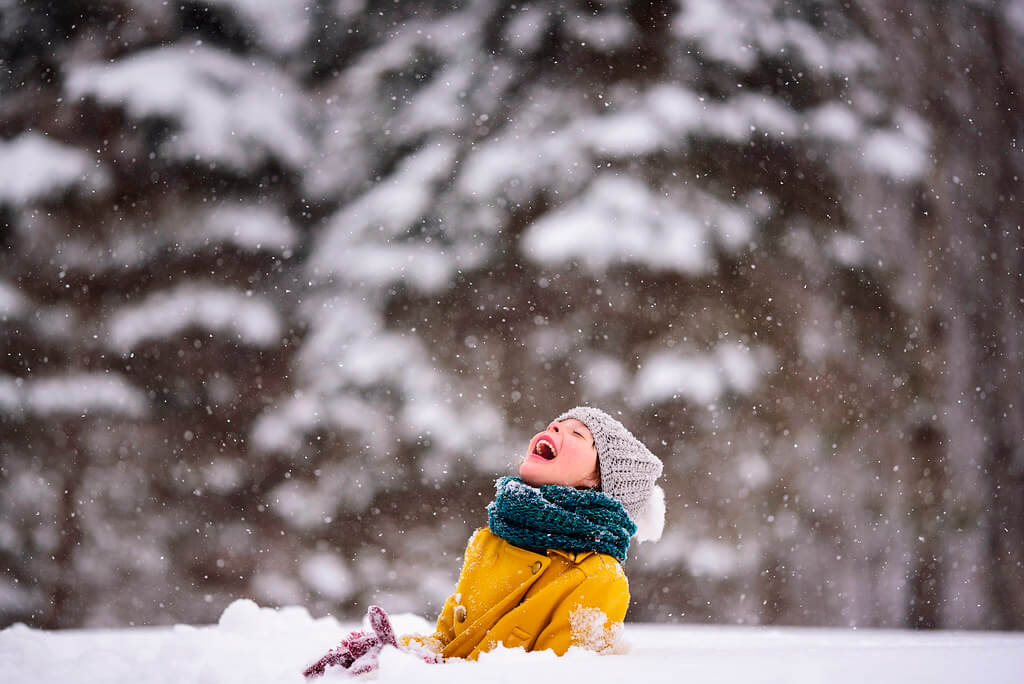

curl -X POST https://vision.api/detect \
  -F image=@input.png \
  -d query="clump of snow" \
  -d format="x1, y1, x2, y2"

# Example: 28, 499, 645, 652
735, 452, 772, 489
189, 204, 299, 254
309, 141, 458, 292
672, 0, 762, 70
204, 0, 312, 54
716, 342, 768, 394
672, 0, 878, 77
250, 570, 306, 606
575, 110, 665, 158
632, 343, 775, 407
827, 232, 866, 267
565, 10, 636, 51
0, 133, 108, 207
579, 354, 629, 399
687, 538, 748, 577
0, 281, 27, 320
732, 93, 800, 137
643, 83, 704, 133
0, 376, 18, 415
249, 392, 326, 455
201, 458, 243, 494
521, 174, 711, 276
633, 353, 722, 406
299, 552, 354, 602
1007, 0, 1024, 35
503, 6, 549, 51
861, 116, 930, 181
807, 103, 862, 143
65, 45, 313, 172
0, 372, 148, 419
268, 479, 343, 530
105, 283, 282, 352
568, 606, 625, 655
0, 574, 38, 613
454, 87, 591, 204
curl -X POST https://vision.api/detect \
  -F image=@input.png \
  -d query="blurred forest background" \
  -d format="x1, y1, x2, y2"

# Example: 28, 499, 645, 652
1, 0, 1022, 631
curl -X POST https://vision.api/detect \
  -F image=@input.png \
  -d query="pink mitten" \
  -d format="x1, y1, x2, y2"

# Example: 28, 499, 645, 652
302, 629, 382, 678
367, 605, 443, 665
303, 605, 442, 678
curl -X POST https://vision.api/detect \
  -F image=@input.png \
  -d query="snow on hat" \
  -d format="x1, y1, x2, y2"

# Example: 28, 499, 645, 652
556, 406, 665, 542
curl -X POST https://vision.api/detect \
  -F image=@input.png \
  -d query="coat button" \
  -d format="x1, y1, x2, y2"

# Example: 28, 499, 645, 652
453, 605, 467, 623
531, 560, 542, 574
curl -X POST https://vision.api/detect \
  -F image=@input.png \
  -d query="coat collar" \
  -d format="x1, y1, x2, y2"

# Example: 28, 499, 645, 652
499, 532, 596, 564
548, 548, 595, 563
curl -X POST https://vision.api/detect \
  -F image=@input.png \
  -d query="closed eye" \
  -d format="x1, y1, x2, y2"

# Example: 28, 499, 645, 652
573, 429, 595, 447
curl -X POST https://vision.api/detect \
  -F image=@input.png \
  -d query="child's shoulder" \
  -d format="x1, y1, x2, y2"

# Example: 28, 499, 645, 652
467, 526, 490, 545
464, 526, 500, 553
577, 550, 629, 584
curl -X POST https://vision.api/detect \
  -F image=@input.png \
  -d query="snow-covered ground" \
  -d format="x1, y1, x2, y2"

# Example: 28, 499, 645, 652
1, 600, 1021, 684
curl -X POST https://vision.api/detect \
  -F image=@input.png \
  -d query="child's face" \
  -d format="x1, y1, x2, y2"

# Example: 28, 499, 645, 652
519, 418, 599, 489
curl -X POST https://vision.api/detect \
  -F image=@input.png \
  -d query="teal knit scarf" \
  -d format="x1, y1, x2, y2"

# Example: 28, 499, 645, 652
486, 476, 636, 562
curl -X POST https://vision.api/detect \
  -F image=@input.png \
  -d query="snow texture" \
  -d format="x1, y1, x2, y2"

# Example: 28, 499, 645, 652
568, 606, 625, 654
1, 599, 1021, 684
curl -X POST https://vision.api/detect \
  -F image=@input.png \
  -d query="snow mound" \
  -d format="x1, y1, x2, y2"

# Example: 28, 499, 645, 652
1, 599, 1022, 684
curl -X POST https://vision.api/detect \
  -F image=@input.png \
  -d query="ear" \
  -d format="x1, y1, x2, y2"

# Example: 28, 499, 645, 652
633, 485, 665, 543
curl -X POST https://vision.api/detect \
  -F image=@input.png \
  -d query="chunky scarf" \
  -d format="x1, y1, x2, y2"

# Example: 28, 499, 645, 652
486, 476, 637, 563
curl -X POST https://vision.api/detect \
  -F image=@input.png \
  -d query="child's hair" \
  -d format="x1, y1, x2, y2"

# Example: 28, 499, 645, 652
556, 407, 666, 542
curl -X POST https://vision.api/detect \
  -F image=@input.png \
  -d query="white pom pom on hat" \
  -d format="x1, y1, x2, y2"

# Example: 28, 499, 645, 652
556, 406, 666, 542
633, 484, 665, 542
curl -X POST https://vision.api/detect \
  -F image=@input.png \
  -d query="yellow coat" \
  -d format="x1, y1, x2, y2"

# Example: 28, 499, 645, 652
405, 527, 629, 660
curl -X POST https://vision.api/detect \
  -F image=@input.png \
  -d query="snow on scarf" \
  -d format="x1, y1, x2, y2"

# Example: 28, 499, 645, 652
486, 476, 636, 562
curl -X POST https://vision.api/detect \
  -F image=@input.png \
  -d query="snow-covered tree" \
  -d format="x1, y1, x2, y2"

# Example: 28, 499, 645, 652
1, 0, 1020, 630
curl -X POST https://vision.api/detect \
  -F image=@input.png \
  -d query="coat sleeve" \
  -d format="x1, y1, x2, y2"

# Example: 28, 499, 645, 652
401, 528, 485, 654
532, 558, 630, 656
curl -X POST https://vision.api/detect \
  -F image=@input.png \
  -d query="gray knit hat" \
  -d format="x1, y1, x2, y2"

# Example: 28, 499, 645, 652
556, 406, 665, 542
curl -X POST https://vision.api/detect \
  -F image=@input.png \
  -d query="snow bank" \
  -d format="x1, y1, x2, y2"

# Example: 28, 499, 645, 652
2, 599, 1022, 684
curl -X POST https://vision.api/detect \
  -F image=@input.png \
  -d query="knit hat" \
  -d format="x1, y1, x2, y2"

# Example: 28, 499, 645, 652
556, 406, 665, 542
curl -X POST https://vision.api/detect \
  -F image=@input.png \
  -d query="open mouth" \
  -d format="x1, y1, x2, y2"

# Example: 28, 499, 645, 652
533, 437, 557, 460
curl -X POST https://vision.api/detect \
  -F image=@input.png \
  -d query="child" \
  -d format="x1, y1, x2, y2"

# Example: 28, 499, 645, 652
304, 406, 664, 677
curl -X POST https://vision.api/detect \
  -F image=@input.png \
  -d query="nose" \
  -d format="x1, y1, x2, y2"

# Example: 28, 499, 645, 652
547, 421, 560, 433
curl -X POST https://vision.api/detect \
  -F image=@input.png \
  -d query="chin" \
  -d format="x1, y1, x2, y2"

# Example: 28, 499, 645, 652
518, 462, 543, 486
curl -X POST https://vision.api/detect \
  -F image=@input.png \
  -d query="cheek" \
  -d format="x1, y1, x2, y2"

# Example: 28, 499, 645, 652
568, 444, 598, 475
